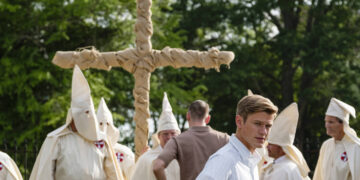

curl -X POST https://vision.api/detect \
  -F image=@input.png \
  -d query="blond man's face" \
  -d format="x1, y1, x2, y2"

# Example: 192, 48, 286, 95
236, 112, 274, 152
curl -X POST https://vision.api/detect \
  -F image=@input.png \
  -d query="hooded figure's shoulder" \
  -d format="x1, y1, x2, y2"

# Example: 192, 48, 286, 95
279, 157, 299, 169
135, 147, 160, 167
0, 151, 11, 160
321, 138, 334, 148
47, 124, 71, 138
145, 147, 162, 158
0, 151, 23, 180
114, 143, 135, 157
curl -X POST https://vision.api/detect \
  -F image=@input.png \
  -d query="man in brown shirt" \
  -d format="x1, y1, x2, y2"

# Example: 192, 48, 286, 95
153, 100, 229, 180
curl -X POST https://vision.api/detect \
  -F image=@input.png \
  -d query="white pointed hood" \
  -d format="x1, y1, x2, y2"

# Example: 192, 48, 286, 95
71, 65, 102, 141
326, 97, 360, 145
268, 103, 298, 146
157, 92, 180, 133
247, 89, 254, 96
268, 103, 310, 178
151, 92, 180, 148
97, 98, 120, 145
326, 97, 355, 124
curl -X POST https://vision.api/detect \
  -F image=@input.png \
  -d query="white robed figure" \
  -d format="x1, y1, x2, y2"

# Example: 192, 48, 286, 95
30, 65, 123, 180
0, 151, 23, 180
97, 98, 135, 179
261, 103, 310, 180
130, 92, 180, 180
313, 98, 360, 180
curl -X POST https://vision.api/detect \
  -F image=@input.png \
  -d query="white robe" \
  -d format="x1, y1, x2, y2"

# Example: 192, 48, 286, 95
313, 135, 360, 180
0, 151, 23, 180
113, 143, 135, 180
130, 146, 180, 180
30, 126, 123, 180
256, 147, 273, 176
261, 156, 309, 180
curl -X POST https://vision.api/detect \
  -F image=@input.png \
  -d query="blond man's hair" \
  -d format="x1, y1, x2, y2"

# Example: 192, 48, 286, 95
236, 95, 278, 122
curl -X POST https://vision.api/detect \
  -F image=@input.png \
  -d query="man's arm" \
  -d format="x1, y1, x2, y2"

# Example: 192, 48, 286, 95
152, 138, 179, 180
153, 158, 167, 180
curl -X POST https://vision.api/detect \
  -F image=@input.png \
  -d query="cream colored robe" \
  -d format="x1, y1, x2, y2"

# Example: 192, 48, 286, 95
256, 146, 273, 176
130, 146, 180, 180
261, 156, 310, 180
313, 135, 360, 180
0, 151, 23, 180
30, 126, 123, 180
114, 143, 135, 180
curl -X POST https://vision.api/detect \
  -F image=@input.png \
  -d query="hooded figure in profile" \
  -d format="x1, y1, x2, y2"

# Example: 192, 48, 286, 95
30, 65, 123, 180
261, 103, 310, 180
313, 98, 360, 180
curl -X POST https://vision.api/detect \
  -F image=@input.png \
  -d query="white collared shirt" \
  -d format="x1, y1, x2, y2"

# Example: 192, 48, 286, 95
196, 134, 261, 180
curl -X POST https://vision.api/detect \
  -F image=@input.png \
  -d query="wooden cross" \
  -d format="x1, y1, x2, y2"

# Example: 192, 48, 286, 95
52, 0, 234, 158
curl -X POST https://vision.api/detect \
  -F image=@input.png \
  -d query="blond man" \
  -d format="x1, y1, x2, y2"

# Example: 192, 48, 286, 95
197, 95, 278, 180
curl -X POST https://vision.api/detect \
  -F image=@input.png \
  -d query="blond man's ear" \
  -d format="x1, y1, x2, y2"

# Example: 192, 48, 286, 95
235, 115, 244, 129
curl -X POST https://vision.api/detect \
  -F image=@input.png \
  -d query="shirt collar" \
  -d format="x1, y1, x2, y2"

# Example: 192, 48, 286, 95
188, 126, 211, 132
230, 134, 261, 167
